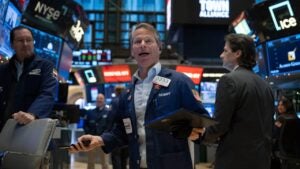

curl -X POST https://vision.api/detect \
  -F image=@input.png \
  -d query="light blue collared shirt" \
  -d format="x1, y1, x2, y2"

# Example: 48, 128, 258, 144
133, 62, 161, 168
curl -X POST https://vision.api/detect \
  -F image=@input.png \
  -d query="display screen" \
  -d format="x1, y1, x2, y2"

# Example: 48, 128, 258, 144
103, 83, 129, 104
231, 11, 254, 35
249, 0, 300, 42
200, 82, 217, 104
85, 84, 104, 103
72, 49, 112, 68
84, 69, 97, 83
0, 2, 21, 58
266, 33, 300, 76
11, 0, 30, 12
0, 0, 10, 24
176, 65, 204, 84
101, 64, 132, 83
79, 67, 100, 84
22, 24, 63, 68
203, 103, 215, 117
172, 0, 254, 25
22, 0, 89, 49
253, 44, 268, 78
58, 42, 73, 81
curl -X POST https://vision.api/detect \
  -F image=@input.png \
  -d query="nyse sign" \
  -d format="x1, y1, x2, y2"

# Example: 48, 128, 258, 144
199, 0, 229, 18
34, 1, 61, 21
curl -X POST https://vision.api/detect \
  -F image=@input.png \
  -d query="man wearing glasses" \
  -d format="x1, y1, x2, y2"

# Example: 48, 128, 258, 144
0, 26, 57, 168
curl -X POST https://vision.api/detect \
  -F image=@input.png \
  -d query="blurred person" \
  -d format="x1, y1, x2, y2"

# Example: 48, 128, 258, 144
275, 96, 297, 128
69, 22, 209, 169
0, 26, 57, 168
199, 33, 275, 169
83, 93, 110, 169
271, 96, 297, 169
109, 85, 129, 169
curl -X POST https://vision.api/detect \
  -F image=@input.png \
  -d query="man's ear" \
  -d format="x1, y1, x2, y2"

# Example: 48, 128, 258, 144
235, 49, 242, 58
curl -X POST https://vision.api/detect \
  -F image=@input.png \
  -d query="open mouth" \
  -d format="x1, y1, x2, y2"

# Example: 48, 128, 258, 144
139, 52, 150, 56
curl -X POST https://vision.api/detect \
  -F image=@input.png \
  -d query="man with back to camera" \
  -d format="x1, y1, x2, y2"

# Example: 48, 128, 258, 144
199, 33, 275, 169
69, 22, 209, 169
0, 26, 57, 168
84, 93, 110, 169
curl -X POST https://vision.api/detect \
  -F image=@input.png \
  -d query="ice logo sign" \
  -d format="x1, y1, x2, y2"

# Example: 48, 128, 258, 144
268, 0, 297, 31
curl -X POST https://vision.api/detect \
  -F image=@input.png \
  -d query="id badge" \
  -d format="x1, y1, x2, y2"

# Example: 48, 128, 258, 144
123, 118, 133, 134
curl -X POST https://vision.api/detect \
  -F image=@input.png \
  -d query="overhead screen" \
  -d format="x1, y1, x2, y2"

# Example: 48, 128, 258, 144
0, 2, 22, 58
231, 11, 254, 36
22, 0, 89, 49
175, 65, 204, 84
72, 49, 112, 68
171, 0, 254, 25
58, 42, 73, 81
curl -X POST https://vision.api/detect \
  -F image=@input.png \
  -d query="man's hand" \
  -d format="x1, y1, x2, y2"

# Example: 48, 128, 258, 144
68, 134, 104, 153
188, 128, 205, 141
12, 111, 35, 125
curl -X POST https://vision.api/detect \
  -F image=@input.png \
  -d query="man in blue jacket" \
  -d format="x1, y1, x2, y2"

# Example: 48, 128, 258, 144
83, 93, 110, 169
70, 23, 208, 169
0, 26, 57, 168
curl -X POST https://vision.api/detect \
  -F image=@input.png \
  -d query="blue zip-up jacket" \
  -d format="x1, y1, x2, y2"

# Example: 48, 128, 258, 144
101, 67, 209, 169
0, 54, 57, 131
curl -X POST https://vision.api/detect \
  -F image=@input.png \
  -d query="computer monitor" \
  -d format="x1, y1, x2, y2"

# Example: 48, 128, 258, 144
85, 84, 104, 103
200, 82, 217, 104
103, 83, 129, 104
253, 44, 268, 78
58, 42, 72, 81
266, 33, 300, 76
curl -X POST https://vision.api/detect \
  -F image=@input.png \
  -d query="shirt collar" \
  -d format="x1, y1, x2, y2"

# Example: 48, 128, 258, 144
133, 62, 161, 81
232, 65, 239, 71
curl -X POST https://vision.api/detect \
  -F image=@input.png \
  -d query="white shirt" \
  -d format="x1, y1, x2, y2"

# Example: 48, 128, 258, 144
133, 62, 161, 168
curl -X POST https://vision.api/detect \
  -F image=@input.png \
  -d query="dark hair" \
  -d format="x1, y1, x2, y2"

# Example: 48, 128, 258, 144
10, 26, 34, 44
279, 97, 295, 115
114, 85, 125, 96
225, 33, 256, 69
130, 22, 161, 48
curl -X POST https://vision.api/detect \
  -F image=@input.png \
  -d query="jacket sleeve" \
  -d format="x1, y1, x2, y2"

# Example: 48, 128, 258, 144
27, 61, 57, 118
202, 75, 237, 143
101, 93, 129, 153
179, 74, 209, 116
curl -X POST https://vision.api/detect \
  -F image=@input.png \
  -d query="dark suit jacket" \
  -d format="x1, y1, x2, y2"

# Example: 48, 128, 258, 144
203, 67, 274, 169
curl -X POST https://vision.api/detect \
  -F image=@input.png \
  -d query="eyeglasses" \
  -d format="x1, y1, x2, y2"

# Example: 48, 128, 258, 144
14, 39, 34, 44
